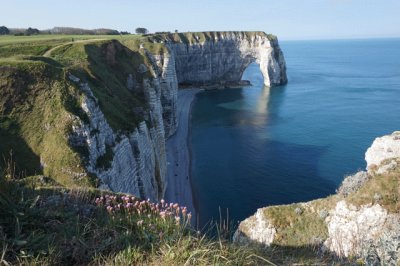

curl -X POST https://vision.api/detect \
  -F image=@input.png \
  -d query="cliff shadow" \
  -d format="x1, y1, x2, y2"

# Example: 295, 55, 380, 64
0, 118, 42, 177
241, 242, 353, 265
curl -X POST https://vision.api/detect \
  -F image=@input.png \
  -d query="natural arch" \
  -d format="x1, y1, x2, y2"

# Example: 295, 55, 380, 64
166, 31, 287, 87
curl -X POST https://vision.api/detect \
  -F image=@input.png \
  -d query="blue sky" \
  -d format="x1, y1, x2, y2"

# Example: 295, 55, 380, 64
2, 0, 400, 40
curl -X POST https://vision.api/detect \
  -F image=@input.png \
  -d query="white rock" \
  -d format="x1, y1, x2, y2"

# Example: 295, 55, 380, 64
365, 131, 400, 171
168, 33, 287, 87
233, 208, 276, 246
324, 200, 387, 257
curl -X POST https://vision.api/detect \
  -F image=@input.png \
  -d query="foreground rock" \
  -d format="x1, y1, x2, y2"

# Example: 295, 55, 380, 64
366, 131, 400, 172
235, 131, 400, 265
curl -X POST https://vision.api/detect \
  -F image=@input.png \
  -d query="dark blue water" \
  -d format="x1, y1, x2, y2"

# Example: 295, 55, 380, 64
190, 38, 400, 227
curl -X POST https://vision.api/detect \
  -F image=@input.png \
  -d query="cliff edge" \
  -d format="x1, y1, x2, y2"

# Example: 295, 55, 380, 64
234, 131, 400, 265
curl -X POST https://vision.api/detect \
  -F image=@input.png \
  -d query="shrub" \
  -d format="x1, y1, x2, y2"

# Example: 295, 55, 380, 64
135, 27, 148, 34
0, 26, 10, 35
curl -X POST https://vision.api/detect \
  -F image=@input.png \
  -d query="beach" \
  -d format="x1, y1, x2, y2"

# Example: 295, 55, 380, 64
165, 88, 200, 223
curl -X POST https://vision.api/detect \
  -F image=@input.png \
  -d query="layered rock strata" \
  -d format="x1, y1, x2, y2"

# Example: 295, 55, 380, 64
165, 32, 287, 87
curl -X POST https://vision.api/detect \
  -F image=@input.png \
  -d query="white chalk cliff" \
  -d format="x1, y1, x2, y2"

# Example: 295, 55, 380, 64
68, 32, 287, 201
165, 32, 287, 87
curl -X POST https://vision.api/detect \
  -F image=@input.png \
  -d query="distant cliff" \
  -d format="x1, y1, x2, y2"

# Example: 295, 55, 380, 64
0, 31, 287, 202
148, 31, 287, 87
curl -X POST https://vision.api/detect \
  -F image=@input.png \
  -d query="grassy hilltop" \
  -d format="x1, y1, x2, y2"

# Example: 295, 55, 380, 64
0, 34, 153, 186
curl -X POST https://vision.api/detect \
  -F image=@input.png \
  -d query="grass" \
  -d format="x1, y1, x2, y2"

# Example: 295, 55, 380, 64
346, 158, 400, 213
0, 62, 89, 186
0, 170, 355, 265
147, 31, 276, 45
0, 36, 153, 185
0, 173, 282, 265
263, 203, 329, 246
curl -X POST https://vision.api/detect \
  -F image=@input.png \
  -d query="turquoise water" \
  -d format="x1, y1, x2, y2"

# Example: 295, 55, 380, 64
190, 38, 400, 227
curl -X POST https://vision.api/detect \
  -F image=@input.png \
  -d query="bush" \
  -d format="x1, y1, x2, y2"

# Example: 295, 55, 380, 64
135, 27, 148, 34
25, 27, 40, 36
0, 26, 10, 35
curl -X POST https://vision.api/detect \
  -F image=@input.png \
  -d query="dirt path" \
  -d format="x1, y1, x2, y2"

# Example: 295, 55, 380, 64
43, 38, 106, 57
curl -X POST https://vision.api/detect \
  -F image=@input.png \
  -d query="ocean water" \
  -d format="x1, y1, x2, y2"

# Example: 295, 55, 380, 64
190, 38, 400, 227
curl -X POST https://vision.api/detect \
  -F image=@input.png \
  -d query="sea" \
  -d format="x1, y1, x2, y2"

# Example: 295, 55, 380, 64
190, 38, 400, 227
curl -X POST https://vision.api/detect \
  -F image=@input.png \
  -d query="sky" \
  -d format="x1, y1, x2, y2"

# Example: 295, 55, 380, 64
2, 0, 400, 40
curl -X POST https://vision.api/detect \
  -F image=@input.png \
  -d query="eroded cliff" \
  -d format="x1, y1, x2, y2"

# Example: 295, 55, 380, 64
148, 31, 287, 87
0, 31, 287, 202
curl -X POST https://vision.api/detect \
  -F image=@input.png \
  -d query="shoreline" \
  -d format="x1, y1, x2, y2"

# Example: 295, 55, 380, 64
165, 88, 201, 224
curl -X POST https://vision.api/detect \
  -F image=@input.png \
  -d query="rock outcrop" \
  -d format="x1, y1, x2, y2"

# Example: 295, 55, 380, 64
235, 131, 400, 265
336, 171, 369, 196
234, 208, 276, 246
164, 32, 287, 87
365, 131, 400, 173
324, 200, 388, 257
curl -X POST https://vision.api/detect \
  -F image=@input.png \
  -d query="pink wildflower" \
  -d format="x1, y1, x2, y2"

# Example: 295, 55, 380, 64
160, 211, 166, 219
106, 206, 113, 213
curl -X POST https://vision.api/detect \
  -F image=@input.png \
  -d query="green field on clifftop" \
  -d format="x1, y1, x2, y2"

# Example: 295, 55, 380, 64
0, 35, 154, 187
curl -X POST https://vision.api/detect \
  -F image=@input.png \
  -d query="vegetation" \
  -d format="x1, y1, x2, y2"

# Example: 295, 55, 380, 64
25, 27, 40, 36
346, 158, 400, 213
135, 27, 149, 35
0, 168, 356, 265
0, 26, 126, 36
49, 27, 121, 35
0, 172, 277, 265
147, 31, 276, 44
0, 26, 9, 35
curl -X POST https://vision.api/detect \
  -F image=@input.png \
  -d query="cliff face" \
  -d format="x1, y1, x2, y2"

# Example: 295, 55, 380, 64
165, 32, 287, 87
234, 131, 400, 265
59, 32, 287, 201
67, 49, 178, 202
0, 31, 287, 202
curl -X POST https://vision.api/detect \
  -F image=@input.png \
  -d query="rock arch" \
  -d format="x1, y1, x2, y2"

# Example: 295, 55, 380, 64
166, 32, 287, 87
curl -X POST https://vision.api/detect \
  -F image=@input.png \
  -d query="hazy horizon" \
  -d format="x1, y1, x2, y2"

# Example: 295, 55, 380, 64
2, 0, 400, 41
